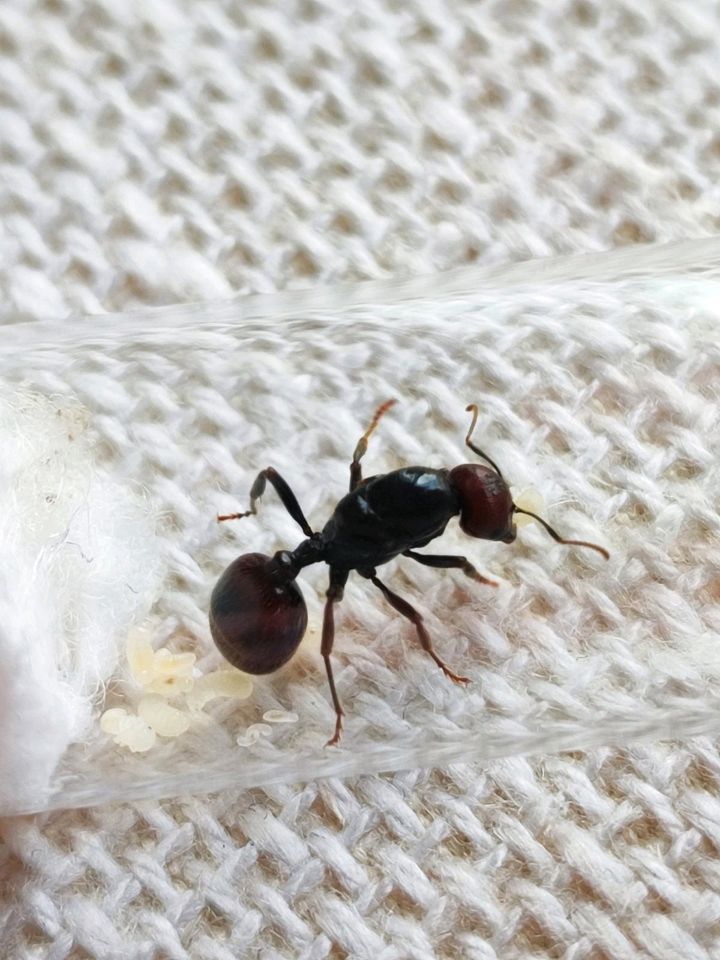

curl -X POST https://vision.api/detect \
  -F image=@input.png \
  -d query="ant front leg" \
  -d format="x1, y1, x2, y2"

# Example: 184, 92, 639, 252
321, 567, 349, 746
218, 467, 314, 537
349, 399, 396, 491
366, 572, 470, 685
403, 550, 498, 588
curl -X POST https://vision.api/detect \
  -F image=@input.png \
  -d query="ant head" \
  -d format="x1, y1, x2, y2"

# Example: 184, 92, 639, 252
448, 463, 516, 542
452, 404, 610, 560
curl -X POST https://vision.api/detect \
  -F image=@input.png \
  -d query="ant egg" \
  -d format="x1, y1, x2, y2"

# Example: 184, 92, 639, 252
126, 626, 196, 694
99, 708, 129, 735
117, 718, 156, 753
100, 709, 156, 752
126, 629, 157, 684
514, 487, 545, 527
236, 723, 272, 747
143, 672, 194, 696
138, 696, 191, 738
185, 669, 253, 711
263, 710, 299, 724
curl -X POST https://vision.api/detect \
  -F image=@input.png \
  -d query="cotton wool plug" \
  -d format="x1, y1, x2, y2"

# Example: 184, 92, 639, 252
0, 391, 164, 812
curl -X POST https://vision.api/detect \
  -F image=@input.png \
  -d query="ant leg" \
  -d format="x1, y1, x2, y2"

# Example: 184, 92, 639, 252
321, 567, 349, 746
349, 399, 396, 491
368, 573, 470, 685
403, 550, 498, 587
218, 467, 313, 537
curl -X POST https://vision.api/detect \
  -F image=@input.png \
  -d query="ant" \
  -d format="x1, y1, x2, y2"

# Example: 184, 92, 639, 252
210, 401, 609, 745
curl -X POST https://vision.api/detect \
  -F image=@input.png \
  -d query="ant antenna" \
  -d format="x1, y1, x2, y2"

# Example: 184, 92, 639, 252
513, 506, 610, 559
464, 404, 504, 479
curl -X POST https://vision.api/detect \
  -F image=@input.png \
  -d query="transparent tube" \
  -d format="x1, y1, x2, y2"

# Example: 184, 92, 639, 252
2, 237, 719, 815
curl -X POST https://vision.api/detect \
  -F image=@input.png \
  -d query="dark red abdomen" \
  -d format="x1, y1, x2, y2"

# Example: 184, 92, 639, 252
209, 552, 308, 675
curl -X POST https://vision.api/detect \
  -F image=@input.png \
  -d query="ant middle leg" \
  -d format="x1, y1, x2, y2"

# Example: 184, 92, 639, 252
403, 550, 498, 587
367, 572, 470, 685
321, 567, 349, 746
218, 467, 313, 537
349, 399, 396, 491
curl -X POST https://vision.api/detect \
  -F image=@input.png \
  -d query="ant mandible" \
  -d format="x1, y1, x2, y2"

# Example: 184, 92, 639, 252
210, 401, 609, 745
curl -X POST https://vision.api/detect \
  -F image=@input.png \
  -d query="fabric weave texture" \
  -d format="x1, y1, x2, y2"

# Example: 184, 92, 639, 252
2, 2, 720, 959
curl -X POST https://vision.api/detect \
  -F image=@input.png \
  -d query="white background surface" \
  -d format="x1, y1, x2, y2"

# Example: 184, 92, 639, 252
2, 2, 720, 958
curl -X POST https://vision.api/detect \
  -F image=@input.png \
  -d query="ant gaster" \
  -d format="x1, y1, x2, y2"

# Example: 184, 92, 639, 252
210, 401, 609, 745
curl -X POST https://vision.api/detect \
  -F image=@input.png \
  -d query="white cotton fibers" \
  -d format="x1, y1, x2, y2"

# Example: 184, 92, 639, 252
0, 390, 164, 811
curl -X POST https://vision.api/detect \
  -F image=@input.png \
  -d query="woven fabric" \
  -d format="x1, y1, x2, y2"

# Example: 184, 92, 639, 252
2, 2, 720, 959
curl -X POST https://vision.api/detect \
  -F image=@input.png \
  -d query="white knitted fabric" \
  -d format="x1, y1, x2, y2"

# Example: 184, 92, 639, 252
2, 2, 720, 958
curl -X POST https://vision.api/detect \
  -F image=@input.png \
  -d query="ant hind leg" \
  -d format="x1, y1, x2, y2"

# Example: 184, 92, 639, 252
218, 466, 313, 537
321, 567, 349, 746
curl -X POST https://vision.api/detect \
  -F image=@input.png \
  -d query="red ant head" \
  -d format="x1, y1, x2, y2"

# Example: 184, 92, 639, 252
448, 464, 516, 543
451, 403, 609, 559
